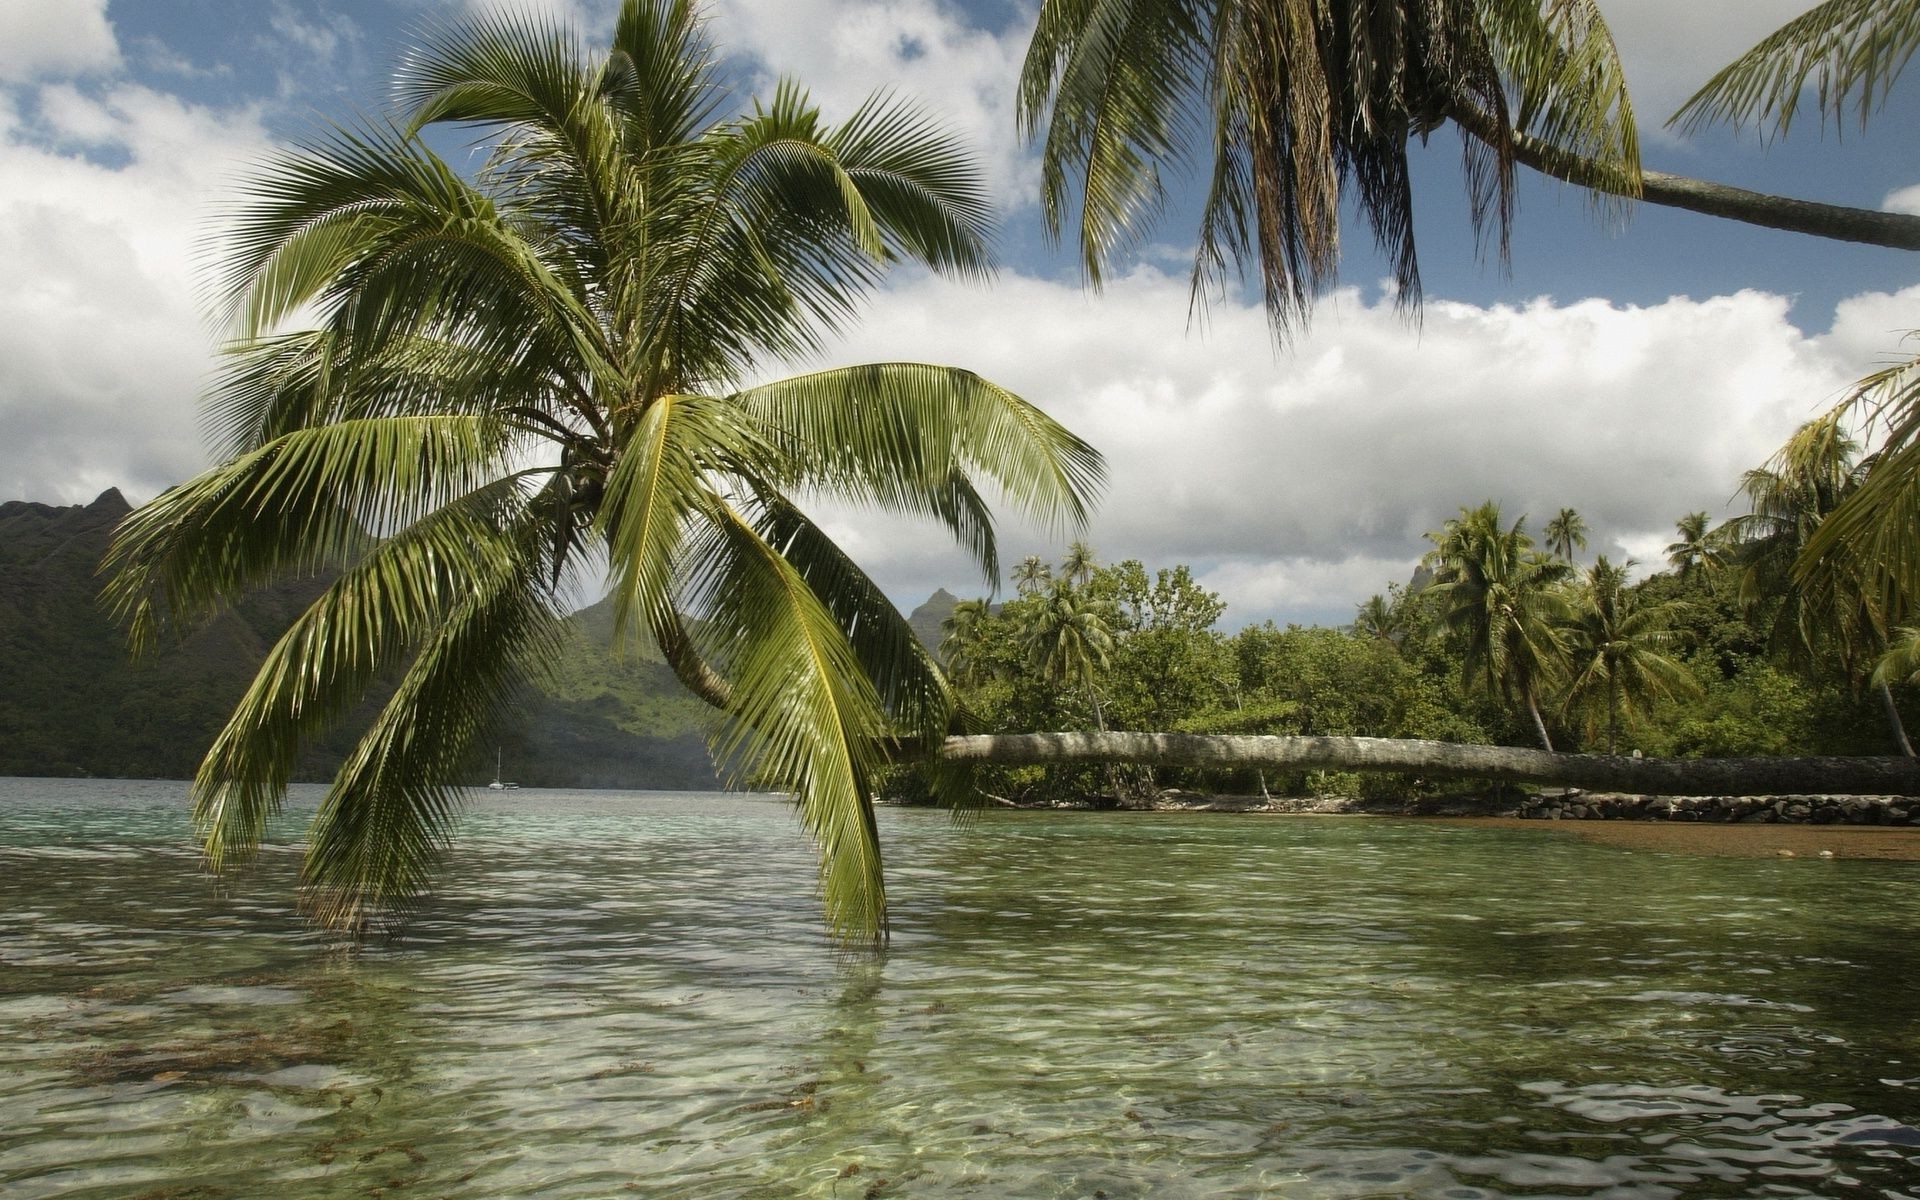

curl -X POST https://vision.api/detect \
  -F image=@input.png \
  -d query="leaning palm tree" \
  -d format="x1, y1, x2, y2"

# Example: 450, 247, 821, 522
1544, 508, 1589, 563
1426, 502, 1572, 750
101, 0, 1103, 940
1560, 557, 1698, 755
1019, 0, 1919, 340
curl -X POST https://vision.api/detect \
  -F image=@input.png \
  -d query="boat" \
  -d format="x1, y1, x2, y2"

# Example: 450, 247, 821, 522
487, 749, 520, 791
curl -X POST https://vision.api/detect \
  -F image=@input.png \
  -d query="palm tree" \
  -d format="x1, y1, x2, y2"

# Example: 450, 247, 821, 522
1024, 580, 1115, 691
1425, 502, 1572, 750
1352, 593, 1401, 643
1724, 416, 1913, 756
1560, 557, 1699, 755
1013, 554, 1054, 596
1018, 0, 1919, 338
1665, 511, 1725, 582
939, 597, 995, 685
1544, 508, 1590, 563
100, 0, 1103, 940
1060, 539, 1098, 587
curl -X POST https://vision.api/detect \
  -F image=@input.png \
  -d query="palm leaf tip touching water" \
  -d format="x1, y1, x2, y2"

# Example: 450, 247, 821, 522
101, 0, 1103, 943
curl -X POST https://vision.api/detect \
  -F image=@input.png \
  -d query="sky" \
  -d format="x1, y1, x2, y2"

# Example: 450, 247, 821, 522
1, 0, 1916, 628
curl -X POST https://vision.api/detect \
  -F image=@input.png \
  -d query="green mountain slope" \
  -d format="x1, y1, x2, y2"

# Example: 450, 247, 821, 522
0, 491, 717, 788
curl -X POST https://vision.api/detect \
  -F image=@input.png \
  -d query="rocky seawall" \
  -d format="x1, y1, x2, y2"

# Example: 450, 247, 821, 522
1515, 792, 1916, 825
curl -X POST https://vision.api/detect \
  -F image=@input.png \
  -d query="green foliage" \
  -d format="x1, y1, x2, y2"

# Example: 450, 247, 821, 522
99, 0, 1102, 939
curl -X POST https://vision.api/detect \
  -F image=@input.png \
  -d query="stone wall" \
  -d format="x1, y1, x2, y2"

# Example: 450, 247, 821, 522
1517, 792, 1916, 825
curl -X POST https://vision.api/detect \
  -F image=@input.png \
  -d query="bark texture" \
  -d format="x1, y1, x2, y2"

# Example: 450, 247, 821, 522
937, 732, 1920, 797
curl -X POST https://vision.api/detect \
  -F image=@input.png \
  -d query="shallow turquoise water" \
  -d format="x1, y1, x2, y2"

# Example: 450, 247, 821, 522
3, 777, 1919, 1198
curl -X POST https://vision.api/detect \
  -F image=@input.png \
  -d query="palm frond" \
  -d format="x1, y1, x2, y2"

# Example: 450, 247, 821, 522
731, 362, 1106, 562
303, 547, 563, 930
102, 415, 516, 650
1672, 0, 1920, 137
190, 480, 532, 873
678, 503, 892, 942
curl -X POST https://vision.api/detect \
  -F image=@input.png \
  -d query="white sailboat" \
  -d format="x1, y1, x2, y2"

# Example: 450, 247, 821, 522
488, 749, 519, 790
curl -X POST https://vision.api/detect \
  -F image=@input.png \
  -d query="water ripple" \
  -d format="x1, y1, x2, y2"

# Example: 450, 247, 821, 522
3, 779, 1919, 1198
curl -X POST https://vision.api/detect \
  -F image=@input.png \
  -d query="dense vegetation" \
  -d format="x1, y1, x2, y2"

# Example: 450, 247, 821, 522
907, 425, 1917, 807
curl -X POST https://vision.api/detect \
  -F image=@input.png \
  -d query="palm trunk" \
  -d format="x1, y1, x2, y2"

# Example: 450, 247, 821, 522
933, 732, 1920, 797
1878, 679, 1916, 758
1526, 692, 1554, 753
1450, 107, 1920, 251
1607, 677, 1620, 757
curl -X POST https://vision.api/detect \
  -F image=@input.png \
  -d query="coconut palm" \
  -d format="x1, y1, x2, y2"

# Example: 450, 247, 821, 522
1425, 502, 1572, 750
1725, 416, 1912, 756
1013, 554, 1054, 596
1544, 508, 1589, 563
1024, 579, 1116, 693
1352, 593, 1402, 643
1019, 0, 1919, 339
1559, 556, 1698, 755
1060, 539, 1098, 586
939, 597, 995, 685
100, 0, 1103, 940
1665, 511, 1725, 581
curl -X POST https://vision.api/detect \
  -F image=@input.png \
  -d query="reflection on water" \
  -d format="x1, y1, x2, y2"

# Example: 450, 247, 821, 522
2, 777, 1918, 1198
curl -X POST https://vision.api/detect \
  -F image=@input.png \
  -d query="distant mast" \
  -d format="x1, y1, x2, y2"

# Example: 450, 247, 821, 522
488, 749, 507, 791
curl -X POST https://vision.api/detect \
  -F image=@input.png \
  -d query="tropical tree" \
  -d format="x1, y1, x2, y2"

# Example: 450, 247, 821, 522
1353, 593, 1402, 643
939, 597, 996, 685
1722, 416, 1912, 755
1665, 511, 1725, 581
100, 0, 1103, 940
1544, 508, 1589, 563
1013, 554, 1054, 596
1425, 502, 1572, 749
1023, 577, 1117, 723
1060, 539, 1098, 586
1018, 0, 1920, 339
1559, 557, 1698, 754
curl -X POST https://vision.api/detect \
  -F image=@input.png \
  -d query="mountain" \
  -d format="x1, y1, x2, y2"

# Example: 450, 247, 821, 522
907, 587, 963, 656
0, 491, 716, 788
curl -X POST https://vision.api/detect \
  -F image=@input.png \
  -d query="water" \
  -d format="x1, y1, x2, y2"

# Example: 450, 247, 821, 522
3, 778, 1919, 1199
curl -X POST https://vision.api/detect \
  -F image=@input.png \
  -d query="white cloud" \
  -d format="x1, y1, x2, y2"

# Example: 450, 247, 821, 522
0, 84, 273, 505
789, 271, 1887, 626
0, 0, 119, 84
707, 0, 1032, 202
1885, 183, 1920, 216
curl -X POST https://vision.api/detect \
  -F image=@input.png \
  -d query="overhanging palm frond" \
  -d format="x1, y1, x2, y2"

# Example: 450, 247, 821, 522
1672, 0, 1920, 137
732, 362, 1106, 577
744, 491, 955, 742
679, 503, 893, 942
191, 482, 531, 873
102, 415, 515, 649
1800, 345, 1920, 619
303, 549, 562, 930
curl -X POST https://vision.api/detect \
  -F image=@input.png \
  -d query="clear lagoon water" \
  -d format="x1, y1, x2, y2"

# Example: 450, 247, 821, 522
3, 777, 1919, 1198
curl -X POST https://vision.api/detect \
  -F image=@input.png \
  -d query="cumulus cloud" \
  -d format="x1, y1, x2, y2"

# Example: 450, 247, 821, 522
0, 0, 119, 84
706, 0, 1032, 201
789, 271, 1888, 626
0, 83, 272, 504
1885, 184, 1920, 216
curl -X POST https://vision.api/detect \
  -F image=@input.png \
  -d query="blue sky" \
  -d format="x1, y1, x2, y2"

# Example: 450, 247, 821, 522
2, 0, 1917, 627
